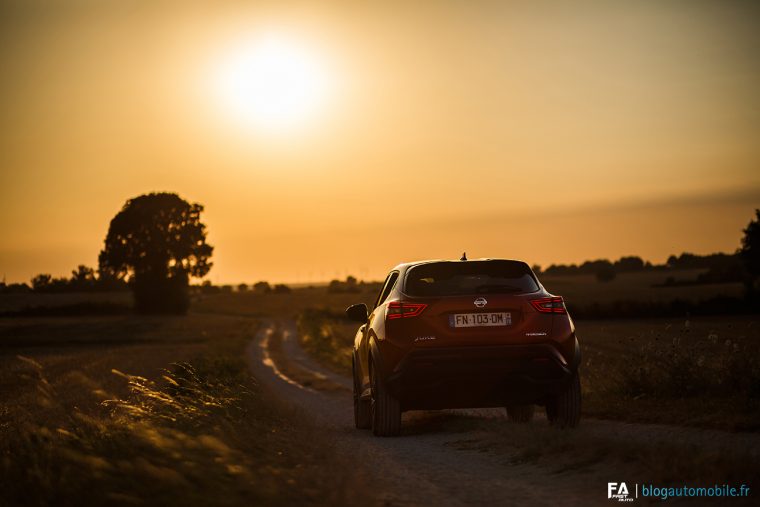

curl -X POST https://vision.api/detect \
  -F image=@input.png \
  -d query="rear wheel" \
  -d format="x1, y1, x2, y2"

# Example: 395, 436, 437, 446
353, 356, 371, 429
370, 355, 401, 436
546, 373, 581, 428
506, 404, 534, 423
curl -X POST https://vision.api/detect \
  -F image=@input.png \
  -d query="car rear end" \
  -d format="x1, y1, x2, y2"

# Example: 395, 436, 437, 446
377, 259, 580, 411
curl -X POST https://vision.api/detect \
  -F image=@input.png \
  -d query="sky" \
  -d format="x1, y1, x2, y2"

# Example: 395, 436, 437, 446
1, 0, 759, 284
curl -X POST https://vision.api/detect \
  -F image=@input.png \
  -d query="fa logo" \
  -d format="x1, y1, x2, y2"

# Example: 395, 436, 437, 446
607, 482, 633, 502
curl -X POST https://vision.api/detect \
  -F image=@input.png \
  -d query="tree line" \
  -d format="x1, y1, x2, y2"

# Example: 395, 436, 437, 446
198, 280, 292, 295
0, 265, 129, 294
1, 250, 747, 294
1, 193, 758, 315
534, 251, 747, 283
0, 275, 294, 296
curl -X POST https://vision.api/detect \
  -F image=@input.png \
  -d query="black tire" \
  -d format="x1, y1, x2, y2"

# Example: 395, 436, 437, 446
353, 356, 371, 429
546, 373, 581, 428
506, 404, 534, 423
370, 355, 401, 436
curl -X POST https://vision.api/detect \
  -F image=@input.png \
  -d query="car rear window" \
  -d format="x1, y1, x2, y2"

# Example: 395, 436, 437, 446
404, 260, 539, 297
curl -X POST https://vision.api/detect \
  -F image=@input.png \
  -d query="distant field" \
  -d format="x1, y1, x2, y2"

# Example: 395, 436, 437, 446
0, 292, 133, 313
541, 269, 744, 305
193, 286, 377, 319
0, 268, 742, 315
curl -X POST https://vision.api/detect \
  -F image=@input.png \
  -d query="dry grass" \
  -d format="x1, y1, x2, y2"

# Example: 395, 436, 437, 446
0, 314, 368, 507
297, 309, 355, 377
579, 317, 760, 430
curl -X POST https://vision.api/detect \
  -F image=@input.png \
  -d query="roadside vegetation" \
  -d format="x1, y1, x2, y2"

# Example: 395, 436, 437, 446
0, 315, 367, 507
581, 317, 760, 431
297, 309, 355, 376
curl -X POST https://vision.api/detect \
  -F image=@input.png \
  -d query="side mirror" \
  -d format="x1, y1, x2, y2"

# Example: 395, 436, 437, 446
345, 303, 369, 323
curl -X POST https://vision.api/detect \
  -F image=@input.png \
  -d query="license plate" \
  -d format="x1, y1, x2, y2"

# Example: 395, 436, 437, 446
449, 312, 511, 328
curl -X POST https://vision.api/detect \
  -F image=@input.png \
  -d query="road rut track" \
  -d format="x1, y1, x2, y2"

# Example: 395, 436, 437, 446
247, 319, 760, 506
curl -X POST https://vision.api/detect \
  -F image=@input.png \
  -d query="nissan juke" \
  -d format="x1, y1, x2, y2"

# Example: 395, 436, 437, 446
346, 258, 581, 436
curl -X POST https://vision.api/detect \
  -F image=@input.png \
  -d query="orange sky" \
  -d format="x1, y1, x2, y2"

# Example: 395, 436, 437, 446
1, 1, 759, 284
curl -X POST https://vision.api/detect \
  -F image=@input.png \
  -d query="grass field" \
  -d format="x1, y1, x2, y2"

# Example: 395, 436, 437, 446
0, 314, 367, 506
0, 272, 754, 504
541, 269, 744, 305
0, 292, 133, 313
580, 317, 760, 430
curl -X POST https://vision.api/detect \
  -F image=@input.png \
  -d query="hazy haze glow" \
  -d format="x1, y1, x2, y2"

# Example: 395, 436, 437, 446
1, 1, 759, 284
213, 33, 331, 133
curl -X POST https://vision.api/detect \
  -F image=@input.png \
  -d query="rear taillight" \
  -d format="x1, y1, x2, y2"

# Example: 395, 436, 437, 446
530, 296, 567, 314
386, 301, 427, 319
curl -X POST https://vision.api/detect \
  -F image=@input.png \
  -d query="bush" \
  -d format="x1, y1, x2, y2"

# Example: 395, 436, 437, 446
297, 309, 353, 375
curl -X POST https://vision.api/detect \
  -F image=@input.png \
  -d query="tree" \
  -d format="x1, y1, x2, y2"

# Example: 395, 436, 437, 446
614, 256, 644, 272
199, 280, 220, 295
99, 192, 213, 314
253, 281, 272, 293
31, 274, 52, 291
328, 276, 361, 293
70, 265, 96, 291
739, 209, 760, 295
96, 267, 130, 292
30, 273, 69, 293
579, 259, 613, 275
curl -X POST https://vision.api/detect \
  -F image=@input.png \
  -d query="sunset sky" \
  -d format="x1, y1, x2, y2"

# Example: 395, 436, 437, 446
1, 0, 759, 284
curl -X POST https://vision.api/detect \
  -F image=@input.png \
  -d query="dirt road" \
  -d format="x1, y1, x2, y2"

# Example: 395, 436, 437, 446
247, 320, 759, 507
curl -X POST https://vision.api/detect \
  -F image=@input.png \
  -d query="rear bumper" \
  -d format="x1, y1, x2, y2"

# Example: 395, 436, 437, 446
383, 344, 577, 411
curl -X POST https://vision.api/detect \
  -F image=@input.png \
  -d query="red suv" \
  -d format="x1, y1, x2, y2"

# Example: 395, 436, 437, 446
346, 259, 581, 436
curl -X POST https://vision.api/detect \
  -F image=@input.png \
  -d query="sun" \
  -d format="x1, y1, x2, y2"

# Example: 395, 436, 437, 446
214, 34, 330, 133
